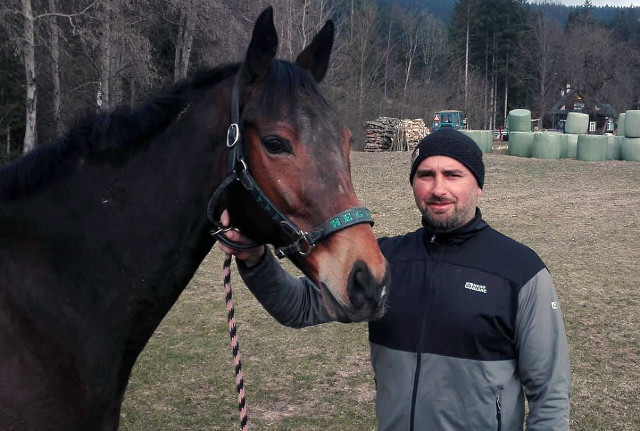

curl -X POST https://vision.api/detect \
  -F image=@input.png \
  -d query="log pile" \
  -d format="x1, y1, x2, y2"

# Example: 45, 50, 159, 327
364, 117, 428, 152
364, 117, 400, 151
391, 119, 428, 151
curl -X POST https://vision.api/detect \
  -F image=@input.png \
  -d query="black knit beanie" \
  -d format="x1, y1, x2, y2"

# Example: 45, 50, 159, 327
409, 128, 484, 188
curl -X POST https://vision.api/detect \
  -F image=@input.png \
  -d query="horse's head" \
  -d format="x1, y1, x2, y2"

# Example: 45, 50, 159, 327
223, 7, 388, 323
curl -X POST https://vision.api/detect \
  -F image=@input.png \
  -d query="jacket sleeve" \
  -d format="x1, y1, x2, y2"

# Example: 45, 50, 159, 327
236, 248, 335, 328
515, 268, 571, 430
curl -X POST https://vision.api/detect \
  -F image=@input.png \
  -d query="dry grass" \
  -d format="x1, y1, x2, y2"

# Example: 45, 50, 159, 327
121, 150, 640, 430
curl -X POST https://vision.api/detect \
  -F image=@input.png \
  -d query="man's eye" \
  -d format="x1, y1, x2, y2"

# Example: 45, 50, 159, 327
262, 136, 292, 154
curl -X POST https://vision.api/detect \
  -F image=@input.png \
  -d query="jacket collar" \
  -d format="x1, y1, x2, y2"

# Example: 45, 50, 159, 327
421, 208, 488, 246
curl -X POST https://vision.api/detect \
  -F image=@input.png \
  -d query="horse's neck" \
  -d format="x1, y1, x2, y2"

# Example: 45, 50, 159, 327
1, 99, 228, 385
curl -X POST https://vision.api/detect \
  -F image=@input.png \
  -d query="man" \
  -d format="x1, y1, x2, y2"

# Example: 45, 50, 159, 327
219, 127, 571, 430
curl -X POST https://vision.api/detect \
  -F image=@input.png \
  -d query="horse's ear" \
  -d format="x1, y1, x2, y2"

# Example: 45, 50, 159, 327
244, 7, 278, 82
295, 20, 334, 83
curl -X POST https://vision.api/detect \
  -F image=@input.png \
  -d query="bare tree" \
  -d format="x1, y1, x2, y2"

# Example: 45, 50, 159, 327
47, 0, 62, 135
523, 11, 562, 128
349, 0, 384, 121
399, 11, 425, 117
21, 0, 37, 153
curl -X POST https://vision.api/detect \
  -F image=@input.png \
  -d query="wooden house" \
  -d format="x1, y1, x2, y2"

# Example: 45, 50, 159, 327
548, 86, 616, 134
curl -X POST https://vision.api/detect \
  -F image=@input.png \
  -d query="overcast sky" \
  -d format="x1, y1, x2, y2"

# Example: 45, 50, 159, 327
530, 0, 639, 6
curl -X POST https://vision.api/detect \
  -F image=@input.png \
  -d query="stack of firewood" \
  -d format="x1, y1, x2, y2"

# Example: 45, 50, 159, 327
390, 119, 428, 151
363, 117, 400, 151
364, 117, 428, 152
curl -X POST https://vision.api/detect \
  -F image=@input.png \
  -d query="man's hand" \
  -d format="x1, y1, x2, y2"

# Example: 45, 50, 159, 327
217, 210, 266, 267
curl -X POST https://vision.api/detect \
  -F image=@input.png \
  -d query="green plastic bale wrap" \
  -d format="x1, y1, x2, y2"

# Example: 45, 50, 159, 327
508, 132, 533, 157
617, 113, 625, 137
566, 134, 578, 158
482, 130, 493, 153
621, 137, 640, 161
624, 110, 640, 138
460, 130, 483, 152
557, 134, 569, 158
577, 135, 607, 161
565, 112, 589, 134
508, 109, 531, 132
606, 135, 622, 160
532, 132, 561, 159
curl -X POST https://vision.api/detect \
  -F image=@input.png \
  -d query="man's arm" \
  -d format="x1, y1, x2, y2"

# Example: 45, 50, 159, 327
217, 210, 334, 328
236, 248, 334, 327
515, 268, 571, 430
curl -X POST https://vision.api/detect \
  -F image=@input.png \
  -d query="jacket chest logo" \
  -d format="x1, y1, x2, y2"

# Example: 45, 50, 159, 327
464, 281, 487, 294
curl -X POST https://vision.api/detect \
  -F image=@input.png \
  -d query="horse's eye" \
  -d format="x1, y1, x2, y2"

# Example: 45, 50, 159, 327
262, 136, 292, 154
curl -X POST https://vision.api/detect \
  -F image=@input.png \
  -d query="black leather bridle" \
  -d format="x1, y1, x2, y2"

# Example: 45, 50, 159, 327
206, 83, 374, 259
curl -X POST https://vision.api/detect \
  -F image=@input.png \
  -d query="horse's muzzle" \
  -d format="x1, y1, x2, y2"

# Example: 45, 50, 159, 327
330, 261, 389, 323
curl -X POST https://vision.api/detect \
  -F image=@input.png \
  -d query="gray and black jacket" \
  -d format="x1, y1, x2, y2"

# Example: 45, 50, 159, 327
238, 210, 571, 430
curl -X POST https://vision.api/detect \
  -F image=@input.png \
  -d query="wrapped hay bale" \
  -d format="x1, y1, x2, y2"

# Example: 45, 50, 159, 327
532, 132, 561, 159
564, 112, 589, 134
481, 130, 493, 153
624, 110, 640, 138
508, 109, 531, 132
617, 113, 625, 138
606, 135, 622, 160
621, 137, 640, 161
557, 134, 569, 158
566, 134, 579, 158
508, 132, 533, 157
460, 130, 484, 152
577, 135, 607, 161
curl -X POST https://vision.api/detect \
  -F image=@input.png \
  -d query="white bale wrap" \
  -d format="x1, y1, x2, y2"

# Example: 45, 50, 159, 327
566, 134, 578, 158
508, 132, 533, 157
624, 110, 640, 138
577, 135, 607, 161
508, 109, 531, 132
606, 135, 622, 160
621, 137, 640, 161
532, 132, 561, 159
565, 112, 589, 134
617, 113, 625, 138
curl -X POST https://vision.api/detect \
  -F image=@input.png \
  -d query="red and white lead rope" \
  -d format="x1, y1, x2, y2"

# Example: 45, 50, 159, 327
223, 253, 248, 430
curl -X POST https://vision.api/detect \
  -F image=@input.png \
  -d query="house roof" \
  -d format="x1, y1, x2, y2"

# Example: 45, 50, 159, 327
549, 90, 617, 117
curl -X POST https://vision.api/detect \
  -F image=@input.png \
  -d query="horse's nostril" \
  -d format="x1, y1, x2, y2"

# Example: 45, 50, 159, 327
349, 266, 368, 309
348, 261, 378, 310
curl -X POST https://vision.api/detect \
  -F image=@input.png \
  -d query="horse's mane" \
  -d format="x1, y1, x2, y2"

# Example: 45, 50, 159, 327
0, 64, 240, 202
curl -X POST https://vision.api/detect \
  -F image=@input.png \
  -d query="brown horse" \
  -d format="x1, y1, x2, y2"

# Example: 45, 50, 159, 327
0, 7, 388, 430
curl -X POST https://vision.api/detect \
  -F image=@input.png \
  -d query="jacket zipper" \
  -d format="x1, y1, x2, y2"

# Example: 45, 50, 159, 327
409, 352, 421, 431
496, 390, 502, 431
410, 233, 444, 431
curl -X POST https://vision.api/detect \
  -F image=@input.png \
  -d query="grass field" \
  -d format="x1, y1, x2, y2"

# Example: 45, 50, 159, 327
120, 150, 640, 430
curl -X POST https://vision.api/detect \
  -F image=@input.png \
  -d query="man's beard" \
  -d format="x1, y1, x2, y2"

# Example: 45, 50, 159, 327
420, 203, 475, 233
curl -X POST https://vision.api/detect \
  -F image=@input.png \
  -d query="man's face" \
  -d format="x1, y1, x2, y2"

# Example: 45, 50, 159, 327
412, 155, 482, 232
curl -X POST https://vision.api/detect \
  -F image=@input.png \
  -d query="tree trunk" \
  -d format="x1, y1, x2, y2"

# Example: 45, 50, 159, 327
173, 5, 194, 82
99, 0, 112, 111
483, 36, 488, 130
464, 3, 470, 114
48, 0, 63, 136
383, 12, 392, 100
503, 50, 509, 127
22, 0, 37, 153
492, 36, 497, 130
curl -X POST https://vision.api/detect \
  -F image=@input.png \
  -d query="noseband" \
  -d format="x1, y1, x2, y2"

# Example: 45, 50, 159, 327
207, 83, 374, 259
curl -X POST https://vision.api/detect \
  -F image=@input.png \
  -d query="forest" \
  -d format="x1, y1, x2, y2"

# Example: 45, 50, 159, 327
1, 0, 639, 161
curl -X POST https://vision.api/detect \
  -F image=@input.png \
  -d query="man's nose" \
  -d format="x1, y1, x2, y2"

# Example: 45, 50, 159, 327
431, 175, 447, 195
